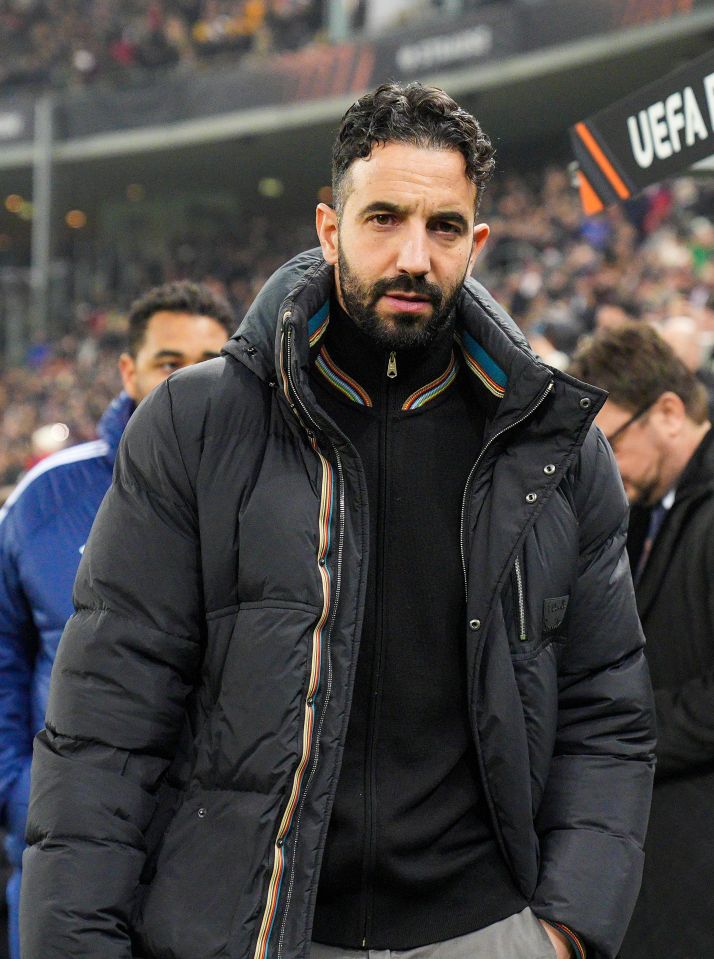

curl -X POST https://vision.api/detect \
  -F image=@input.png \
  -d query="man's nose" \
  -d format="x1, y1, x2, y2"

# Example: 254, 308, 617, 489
395, 226, 431, 277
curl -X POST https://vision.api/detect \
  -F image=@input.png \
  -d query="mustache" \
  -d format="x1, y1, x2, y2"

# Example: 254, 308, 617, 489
369, 275, 443, 306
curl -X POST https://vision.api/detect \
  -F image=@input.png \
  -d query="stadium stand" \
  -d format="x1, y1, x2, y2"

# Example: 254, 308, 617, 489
0, 0, 323, 91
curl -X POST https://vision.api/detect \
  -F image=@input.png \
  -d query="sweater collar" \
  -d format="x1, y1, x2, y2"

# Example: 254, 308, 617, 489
309, 293, 458, 412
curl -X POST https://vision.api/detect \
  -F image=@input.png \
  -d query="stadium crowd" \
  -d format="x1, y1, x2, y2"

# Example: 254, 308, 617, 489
0, 0, 323, 91
1, 166, 713, 493
0, 0, 507, 92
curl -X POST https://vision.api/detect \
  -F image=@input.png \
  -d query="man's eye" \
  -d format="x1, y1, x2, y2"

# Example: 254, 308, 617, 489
371, 213, 396, 226
432, 221, 461, 234
160, 362, 181, 372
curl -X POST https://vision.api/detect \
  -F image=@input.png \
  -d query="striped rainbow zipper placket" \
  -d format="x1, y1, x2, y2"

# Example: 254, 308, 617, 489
252, 316, 346, 959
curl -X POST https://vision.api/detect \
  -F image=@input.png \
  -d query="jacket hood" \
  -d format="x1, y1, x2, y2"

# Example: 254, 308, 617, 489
97, 392, 135, 463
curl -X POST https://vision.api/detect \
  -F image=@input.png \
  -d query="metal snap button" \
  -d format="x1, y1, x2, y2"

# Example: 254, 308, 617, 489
276, 837, 284, 847
526, 492, 538, 503
469, 618, 481, 630
197, 807, 207, 819
543, 464, 556, 475
579, 397, 592, 410
318, 557, 326, 567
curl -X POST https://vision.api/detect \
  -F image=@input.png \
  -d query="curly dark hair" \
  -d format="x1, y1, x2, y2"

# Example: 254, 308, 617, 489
127, 280, 235, 356
332, 81, 495, 215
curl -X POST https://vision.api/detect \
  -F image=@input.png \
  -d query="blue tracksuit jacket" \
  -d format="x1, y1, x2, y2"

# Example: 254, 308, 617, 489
0, 392, 133, 955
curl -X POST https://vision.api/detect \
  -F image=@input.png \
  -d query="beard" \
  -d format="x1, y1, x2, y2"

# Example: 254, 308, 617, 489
337, 245, 468, 351
626, 478, 659, 507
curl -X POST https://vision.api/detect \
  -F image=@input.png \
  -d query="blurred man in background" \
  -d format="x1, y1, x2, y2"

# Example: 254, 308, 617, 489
0, 280, 233, 959
21, 83, 654, 959
570, 323, 714, 959
658, 313, 714, 415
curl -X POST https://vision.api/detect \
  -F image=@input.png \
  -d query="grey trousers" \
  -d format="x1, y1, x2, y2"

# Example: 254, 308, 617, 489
311, 907, 557, 959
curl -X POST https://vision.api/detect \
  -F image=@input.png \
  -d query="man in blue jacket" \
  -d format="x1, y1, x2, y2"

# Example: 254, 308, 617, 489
0, 280, 233, 959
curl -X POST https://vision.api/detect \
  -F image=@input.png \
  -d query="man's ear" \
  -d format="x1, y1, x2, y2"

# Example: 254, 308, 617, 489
653, 390, 687, 435
316, 203, 339, 265
468, 222, 490, 273
118, 352, 138, 400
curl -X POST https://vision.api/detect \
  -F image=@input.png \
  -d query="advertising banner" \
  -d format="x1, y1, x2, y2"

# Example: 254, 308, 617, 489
570, 48, 714, 213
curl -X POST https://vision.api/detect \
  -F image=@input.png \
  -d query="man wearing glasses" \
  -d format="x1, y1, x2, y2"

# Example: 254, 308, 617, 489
571, 322, 714, 959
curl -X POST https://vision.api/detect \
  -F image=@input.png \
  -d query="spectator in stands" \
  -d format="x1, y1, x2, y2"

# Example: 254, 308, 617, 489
570, 324, 714, 959
0, 281, 233, 959
20, 81, 654, 959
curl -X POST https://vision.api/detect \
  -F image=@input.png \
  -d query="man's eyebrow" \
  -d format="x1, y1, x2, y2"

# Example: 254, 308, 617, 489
357, 201, 469, 230
152, 350, 185, 360
358, 200, 406, 218
152, 349, 222, 361
429, 210, 470, 230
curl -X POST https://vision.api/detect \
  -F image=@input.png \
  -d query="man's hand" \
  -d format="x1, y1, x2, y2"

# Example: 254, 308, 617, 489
539, 920, 573, 958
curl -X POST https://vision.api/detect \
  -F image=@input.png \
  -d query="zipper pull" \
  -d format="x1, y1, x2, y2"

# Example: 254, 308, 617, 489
387, 351, 398, 379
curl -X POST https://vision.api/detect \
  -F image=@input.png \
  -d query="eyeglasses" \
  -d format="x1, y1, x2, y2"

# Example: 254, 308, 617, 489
605, 403, 653, 447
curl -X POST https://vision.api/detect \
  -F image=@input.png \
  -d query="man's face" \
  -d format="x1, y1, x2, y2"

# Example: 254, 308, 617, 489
119, 310, 228, 402
316, 142, 489, 350
596, 399, 669, 506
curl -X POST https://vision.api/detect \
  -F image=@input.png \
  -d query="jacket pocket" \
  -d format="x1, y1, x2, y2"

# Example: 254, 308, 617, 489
503, 551, 554, 658
135, 787, 280, 959
512, 555, 528, 644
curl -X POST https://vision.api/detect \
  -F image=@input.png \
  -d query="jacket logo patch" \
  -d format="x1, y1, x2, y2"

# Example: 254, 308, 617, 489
543, 595, 569, 632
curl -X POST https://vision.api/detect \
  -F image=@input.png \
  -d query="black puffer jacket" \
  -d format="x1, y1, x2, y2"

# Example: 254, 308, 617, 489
21, 251, 655, 959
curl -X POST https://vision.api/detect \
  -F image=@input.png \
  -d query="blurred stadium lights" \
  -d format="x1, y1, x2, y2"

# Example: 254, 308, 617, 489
258, 177, 285, 199
4, 195, 24, 214
126, 184, 146, 202
65, 210, 87, 230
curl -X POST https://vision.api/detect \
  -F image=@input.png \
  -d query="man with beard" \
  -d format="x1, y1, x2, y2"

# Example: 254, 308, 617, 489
0, 280, 232, 959
21, 84, 654, 959
570, 323, 714, 959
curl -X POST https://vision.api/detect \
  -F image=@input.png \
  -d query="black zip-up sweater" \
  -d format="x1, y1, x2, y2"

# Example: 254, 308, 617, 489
310, 301, 526, 949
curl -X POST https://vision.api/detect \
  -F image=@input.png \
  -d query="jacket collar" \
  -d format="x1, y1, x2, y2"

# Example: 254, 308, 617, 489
309, 294, 458, 412
223, 248, 605, 441
672, 425, 714, 503
636, 426, 714, 618
97, 391, 135, 464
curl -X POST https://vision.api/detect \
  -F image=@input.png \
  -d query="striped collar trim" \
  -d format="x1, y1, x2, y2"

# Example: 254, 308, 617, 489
457, 329, 507, 398
402, 352, 458, 410
315, 346, 373, 407
308, 302, 330, 347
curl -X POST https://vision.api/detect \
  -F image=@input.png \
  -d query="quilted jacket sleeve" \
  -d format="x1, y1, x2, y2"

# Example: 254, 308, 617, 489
20, 379, 205, 959
531, 427, 656, 959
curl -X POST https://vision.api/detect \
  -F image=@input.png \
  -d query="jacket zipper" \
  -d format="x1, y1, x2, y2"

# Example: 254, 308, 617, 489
460, 380, 554, 601
359, 350, 396, 947
253, 317, 347, 959
513, 556, 527, 642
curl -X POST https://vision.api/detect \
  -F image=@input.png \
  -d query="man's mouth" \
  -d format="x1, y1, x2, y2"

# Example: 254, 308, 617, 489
381, 292, 432, 312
